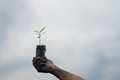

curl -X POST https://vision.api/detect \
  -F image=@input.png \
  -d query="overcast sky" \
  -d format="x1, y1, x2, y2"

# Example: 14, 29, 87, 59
0, 0, 120, 80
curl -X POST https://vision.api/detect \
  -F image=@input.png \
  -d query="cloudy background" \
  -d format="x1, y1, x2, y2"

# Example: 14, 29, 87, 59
0, 0, 120, 80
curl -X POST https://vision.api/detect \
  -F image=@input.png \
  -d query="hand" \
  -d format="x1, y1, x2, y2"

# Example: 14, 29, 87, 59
32, 57, 56, 73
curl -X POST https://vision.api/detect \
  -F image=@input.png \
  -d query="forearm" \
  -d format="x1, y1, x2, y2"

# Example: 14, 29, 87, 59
33, 57, 84, 80
50, 66, 84, 80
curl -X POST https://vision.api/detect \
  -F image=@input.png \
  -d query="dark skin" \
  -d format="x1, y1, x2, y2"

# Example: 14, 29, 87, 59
32, 45, 84, 80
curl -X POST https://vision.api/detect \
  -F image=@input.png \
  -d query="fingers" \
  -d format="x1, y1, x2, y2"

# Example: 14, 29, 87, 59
32, 57, 39, 70
32, 57, 40, 70
32, 57, 48, 72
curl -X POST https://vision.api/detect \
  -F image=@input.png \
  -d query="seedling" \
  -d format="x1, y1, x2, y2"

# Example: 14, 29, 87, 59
34, 27, 46, 45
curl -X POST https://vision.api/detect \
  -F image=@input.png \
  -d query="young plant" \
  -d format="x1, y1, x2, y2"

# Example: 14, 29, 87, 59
34, 27, 45, 45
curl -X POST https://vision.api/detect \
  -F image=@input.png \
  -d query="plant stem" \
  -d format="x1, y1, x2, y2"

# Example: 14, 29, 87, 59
39, 37, 41, 45
39, 34, 41, 45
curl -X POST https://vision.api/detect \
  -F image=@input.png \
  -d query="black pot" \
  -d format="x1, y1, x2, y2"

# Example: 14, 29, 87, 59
36, 45, 46, 57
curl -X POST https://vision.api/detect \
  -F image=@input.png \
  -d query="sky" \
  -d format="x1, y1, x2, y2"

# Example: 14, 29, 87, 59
0, 0, 120, 80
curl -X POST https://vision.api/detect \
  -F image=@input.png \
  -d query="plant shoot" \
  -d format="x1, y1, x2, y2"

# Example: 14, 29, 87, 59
34, 27, 45, 45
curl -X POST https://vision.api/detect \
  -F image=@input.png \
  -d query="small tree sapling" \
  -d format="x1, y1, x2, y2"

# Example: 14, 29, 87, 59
34, 27, 45, 45
34, 27, 46, 57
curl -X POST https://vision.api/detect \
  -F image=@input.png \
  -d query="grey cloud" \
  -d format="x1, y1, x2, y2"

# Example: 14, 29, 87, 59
0, 59, 30, 80
0, 0, 120, 80
0, 0, 34, 51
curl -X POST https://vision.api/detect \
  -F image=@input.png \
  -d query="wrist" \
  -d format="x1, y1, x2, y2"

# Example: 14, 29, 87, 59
49, 65, 58, 74
50, 66, 67, 79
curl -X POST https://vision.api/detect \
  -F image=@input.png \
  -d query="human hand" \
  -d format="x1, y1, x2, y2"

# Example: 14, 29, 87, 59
32, 57, 56, 73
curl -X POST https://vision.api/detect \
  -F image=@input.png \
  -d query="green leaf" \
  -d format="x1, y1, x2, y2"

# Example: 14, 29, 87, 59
40, 27, 45, 33
34, 30, 40, 33
41, 31, 46, 35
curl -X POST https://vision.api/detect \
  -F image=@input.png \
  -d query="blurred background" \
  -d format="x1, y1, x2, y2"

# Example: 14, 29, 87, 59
0, 0, 120, 80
